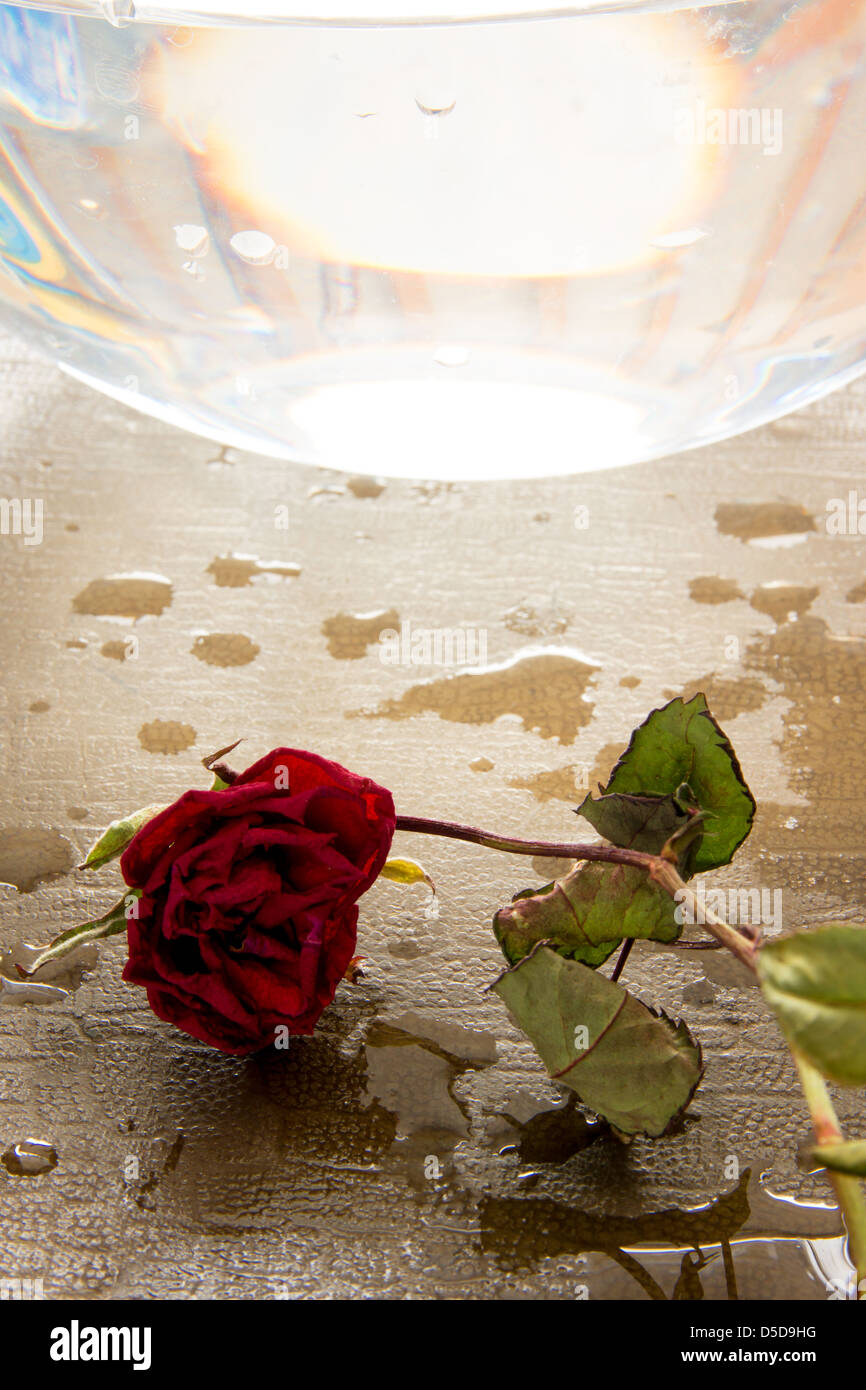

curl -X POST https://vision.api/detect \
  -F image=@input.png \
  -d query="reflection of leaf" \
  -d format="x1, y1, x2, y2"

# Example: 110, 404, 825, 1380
597, 695, 755, 872
494, 946, 703, 1136
79, 805, 164, 871
478, 1168, 752, 1272
758, 923, 866, 1084
19, 892, 140, 975
494, 858, 681, 970
812, 1140, 866, 1177
673, 1250, 711, 1301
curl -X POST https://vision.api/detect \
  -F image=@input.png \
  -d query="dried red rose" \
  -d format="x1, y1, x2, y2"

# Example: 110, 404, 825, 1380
120, 748, 395, 1054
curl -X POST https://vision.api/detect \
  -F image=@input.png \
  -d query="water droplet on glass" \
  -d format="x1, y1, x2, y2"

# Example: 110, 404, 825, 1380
76, 198, 104, 221
182, 260, 204, 280
174, 224, 209, 257
1, 1139, 58, 1176
167, 26, 194, 47
230, 230, 276, 265
434, 345, 469, 368
415, 88, 457, 117
102, 0, 136, 26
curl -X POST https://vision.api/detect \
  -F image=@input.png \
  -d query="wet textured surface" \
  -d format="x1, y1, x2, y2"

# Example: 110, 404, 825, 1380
1, 336, 866, 1299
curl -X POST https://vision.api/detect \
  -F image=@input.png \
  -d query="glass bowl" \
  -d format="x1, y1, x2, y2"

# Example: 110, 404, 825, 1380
2, 0, 866, 478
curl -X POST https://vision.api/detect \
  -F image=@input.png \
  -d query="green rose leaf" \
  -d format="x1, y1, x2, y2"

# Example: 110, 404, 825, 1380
576, 790, 704, 879
811, 1140, 866, 1178
595, 694, 755, 872
20, 891, 141, 975
79, 805, 164, 872
494, 857, 681, 969
494, 945, 703, 1137
757, 923, 866, 1085
380, 857, 436, 894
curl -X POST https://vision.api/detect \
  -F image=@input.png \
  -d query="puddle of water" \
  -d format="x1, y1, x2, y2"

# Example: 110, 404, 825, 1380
662, 675, 768, 722
66, 806, 89, 821
681, 976, 716, 1005
689, 576, 744, 605
1, 1139, 58, 1176
0, 828, 74, 892
28, 700, 50, 714
138, 720, 196, 755
750, 583, 819, 623
469, 756, 494, 773
65, 638, 87, 650
346, 475, 386, 499
207, 555, 302, 587
0, 975, 69, 1006
322, 608, 400, 660
191, 633, 260, 667
715, 502, 816, 543
575, 741, 628, 797
73, 572, 172, 619
383, 1011, 498, 1065
357, 648, 598, 744
1, 940, 98, 989
619, 675, 641, 689
509, 765, 581, 803
100, 639, 134, 661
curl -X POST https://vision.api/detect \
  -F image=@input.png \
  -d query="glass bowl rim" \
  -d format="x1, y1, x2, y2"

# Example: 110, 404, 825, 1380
12, 0, 737, 30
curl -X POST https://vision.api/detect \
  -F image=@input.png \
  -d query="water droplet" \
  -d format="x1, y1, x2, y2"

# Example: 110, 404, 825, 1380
138, 720, 196, 755
182, 260, 205, 280
230, 230, 277, 265
76, 198, 104, 221
322, 608, 399, 660
174, 223, 209, 257
650, 226, 710, 249
433, 345, 469, 368
73, 572, 172, 619
167, 26, 194, 47
1, 1139, 58, 1176
207, 555, 301, 587
102, 0, 136, 27
415, 88, 457, 117
190, 633, 260, 668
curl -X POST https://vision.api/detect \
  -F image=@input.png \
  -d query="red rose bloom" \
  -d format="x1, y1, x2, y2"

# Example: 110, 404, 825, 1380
120, 748, 395, 1054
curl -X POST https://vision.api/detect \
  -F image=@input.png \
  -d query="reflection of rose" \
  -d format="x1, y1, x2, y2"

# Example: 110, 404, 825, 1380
120, 749, 395, 1054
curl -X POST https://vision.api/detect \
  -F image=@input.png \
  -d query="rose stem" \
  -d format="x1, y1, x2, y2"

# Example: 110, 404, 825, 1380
792, 1049, 866, 1295
394, 814, 756, 969
609, 938, 634, 983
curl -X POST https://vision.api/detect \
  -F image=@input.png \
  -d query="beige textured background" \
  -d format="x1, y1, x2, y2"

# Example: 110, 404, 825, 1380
1, 328, 865, 1299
